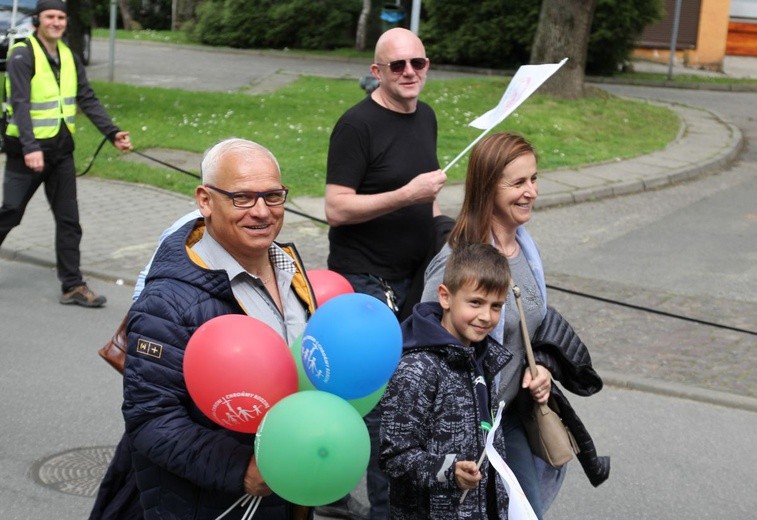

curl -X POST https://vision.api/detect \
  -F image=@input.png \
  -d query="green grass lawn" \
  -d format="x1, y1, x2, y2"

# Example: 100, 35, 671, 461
93, 28, 193, 45
9, 31, 690, 199
76, 30, 757, 201
71, 75, 680, 199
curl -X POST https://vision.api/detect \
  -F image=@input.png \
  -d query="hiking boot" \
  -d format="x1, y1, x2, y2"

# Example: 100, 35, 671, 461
60, 284, 107, 308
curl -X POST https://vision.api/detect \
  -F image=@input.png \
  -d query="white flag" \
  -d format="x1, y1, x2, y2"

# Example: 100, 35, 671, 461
486, 403, 538, 520
441, 58, 568, 172
468, 58, 568, 130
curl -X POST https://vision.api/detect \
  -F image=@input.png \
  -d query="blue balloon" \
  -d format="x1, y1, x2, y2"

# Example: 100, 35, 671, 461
301, 293, 402, 400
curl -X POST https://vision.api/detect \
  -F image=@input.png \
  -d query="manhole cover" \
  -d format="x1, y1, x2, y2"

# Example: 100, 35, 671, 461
31, 446, 115, 497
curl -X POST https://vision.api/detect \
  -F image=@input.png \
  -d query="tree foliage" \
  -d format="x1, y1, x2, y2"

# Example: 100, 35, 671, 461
191, 0, 359, 50
589, 0, 662, 75
422, 0, 540, 69
421, 0, 662, 75
91, 0, 167, 30
115, 0, 662, 75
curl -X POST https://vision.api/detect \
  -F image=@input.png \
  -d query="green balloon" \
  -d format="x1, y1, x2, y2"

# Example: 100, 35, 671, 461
290, 335, 386, 417
349, 384, 386, 416
254, 391, 371, 506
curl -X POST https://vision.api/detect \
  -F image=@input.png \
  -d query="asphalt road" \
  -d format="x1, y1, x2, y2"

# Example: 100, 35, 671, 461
0, 40, 755, 519
1, 257, 755, 520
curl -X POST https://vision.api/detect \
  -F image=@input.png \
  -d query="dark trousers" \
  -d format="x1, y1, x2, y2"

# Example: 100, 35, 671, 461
338, 273, 411, 520
0, 153, 83, 292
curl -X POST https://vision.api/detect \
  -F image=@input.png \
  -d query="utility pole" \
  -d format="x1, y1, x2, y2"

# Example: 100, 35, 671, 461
109, 0, 117, 82
667, 0, 683, 80
410, 0, 421, 34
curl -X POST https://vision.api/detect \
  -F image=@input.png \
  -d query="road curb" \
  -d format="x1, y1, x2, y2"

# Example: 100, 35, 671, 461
536, 102, 745, 209
601, 370, 757, 413
94, 38, 757, 92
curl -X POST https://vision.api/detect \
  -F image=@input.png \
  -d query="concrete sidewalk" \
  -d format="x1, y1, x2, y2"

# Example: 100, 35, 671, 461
0, 99, 743, 285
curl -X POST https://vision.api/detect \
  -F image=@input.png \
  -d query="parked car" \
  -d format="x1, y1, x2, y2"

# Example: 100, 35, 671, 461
0, 0, 91, 69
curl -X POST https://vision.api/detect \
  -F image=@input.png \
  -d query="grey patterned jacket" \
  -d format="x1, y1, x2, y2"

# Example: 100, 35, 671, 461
380, 302, 513, 519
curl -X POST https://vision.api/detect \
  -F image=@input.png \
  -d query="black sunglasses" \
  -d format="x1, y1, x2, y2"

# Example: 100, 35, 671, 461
376, 57, 428, 74
204, 184, 288, 208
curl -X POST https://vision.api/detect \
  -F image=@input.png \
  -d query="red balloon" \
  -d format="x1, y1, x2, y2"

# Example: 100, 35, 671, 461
184, 314, 298, 433
307, 269, 354, 307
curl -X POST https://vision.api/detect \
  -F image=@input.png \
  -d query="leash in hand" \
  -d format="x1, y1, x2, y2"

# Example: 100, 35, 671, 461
78, 140, 329, 226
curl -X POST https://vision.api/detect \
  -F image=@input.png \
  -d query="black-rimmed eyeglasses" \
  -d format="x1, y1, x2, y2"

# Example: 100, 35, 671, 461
204, 184, 288, 208
375, 57, 428, 75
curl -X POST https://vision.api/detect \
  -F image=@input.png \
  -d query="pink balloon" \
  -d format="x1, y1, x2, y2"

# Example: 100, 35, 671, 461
307, 269, 354, 307
184, 314, 298, 433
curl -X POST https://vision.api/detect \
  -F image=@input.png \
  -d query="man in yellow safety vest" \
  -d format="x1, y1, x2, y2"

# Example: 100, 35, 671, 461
0, 0, 132, 307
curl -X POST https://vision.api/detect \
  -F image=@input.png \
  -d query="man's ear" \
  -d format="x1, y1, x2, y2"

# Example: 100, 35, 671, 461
369, 64, 381, 82
195, 186, 211, 218
437, 283, 451, 310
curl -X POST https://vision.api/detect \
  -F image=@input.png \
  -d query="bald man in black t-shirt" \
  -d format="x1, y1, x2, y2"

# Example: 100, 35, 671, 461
323, 28, 447, 520
325, 28, 446, 315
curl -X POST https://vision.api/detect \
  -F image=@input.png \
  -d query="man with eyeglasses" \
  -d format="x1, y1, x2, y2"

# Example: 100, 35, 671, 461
322, 27, 447, 520
103, 138, 317, 520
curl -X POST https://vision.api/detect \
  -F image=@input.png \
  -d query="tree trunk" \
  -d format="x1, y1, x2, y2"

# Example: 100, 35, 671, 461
530, 0, 597, 99
66, 0, 83, 59
118, 0, 138, 30
174, 0, 202, 31
355, 0, 372, 51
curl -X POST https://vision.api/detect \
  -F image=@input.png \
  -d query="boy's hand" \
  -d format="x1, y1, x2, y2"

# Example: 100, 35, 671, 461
454, 460, 482, 490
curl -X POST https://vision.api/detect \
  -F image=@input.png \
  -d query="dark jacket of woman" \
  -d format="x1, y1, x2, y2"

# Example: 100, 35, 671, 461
529, 306, 611, 487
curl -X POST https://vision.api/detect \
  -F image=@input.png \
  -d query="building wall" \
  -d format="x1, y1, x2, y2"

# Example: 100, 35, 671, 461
634, 0, 732, 71
727, 0, 757, 55
698, 0, 732, 64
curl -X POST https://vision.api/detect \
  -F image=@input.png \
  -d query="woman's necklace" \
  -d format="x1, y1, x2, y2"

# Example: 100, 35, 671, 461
493, 233, 520, 258
502, 242, 520, 258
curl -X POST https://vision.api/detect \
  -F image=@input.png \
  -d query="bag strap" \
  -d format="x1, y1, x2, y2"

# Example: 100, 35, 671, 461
510, 278, 538, 380
511, 278, 556, 415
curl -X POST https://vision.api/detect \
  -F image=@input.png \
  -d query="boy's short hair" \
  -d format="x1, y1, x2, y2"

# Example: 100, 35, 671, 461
443, 243, 510, 296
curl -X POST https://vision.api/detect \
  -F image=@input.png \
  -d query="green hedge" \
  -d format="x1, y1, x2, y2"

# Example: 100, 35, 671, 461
421, 0, 540, 69
188, 0, 662, 75
421, 0, 662, 75
589, 0, 662, 75
192, 0, 359, 50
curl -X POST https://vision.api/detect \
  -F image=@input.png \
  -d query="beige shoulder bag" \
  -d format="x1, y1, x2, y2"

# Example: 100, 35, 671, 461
511, 281, 578, 468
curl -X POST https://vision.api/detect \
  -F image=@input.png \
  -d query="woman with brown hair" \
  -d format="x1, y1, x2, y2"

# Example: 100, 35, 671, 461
420, 132, 609, 517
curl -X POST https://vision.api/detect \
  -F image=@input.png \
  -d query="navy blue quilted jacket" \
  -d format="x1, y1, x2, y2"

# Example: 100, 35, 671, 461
380, 302, 513, 519
122, 220, 314, 519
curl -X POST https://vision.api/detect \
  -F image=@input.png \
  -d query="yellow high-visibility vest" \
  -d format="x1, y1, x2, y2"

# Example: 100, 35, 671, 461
5, 36, 77, 139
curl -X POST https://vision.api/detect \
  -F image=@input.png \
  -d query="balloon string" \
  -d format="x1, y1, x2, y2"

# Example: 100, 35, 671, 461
215, 493, 260, 520
242, 496, 262, 520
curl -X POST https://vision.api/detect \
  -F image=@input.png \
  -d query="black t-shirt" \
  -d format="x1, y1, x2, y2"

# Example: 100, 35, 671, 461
326, 96, 439, 279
